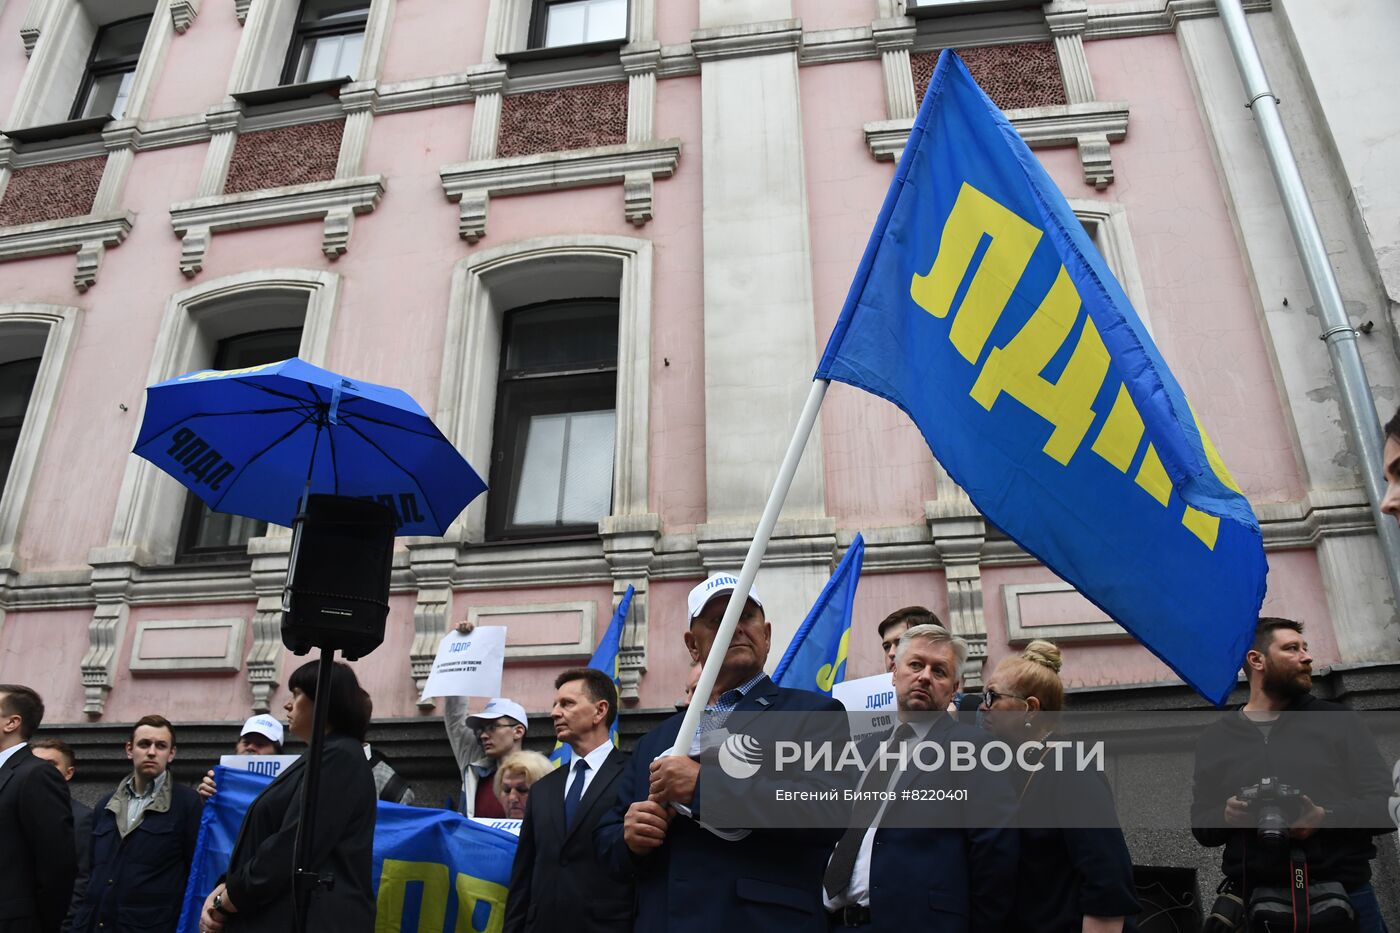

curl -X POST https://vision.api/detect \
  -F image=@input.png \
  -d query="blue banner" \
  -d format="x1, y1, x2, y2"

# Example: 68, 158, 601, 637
552, 584, 633, 767
773, 534, 865, 695
178, 767, 518, 933
815, 51, 1266, 705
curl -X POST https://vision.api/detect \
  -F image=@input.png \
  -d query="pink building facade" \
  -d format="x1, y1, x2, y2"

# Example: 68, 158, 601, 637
0, 0, 1396, 739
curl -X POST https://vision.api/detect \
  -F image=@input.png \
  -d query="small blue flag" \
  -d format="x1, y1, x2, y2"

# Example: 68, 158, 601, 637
815, 51, 1266, 705
551, 584, 633, 766
774, 534, 865, 696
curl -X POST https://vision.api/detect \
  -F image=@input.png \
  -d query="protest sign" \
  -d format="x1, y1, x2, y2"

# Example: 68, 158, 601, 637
219, 754, 300, 780
419, 626, 506, 701
832, 672, 897, 743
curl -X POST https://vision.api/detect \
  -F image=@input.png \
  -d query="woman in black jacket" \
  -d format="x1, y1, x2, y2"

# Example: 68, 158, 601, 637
199, 660, 377, 932
981, 640, 1141, 933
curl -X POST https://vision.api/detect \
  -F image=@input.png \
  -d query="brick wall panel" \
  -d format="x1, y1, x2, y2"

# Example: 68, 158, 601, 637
913, 42, 1067, 112
224, 120, 345, 195
0, 155, 107, 226
497, 82, 628, 159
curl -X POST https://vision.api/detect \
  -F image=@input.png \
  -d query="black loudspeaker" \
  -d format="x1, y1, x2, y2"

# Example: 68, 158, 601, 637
281, 494, 395, 660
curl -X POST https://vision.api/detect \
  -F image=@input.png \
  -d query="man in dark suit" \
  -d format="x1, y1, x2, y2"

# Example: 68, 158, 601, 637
596, 573, 847, 933
821, 624, 1018, 931
0, 684, 78, 933
28, 739, 91, 933
505, 667, 633, 932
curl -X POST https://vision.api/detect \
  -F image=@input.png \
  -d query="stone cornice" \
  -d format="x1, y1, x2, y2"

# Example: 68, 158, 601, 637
0, 211, 133, 291
1083, 0, 1272, 41
0, 494, 1382, 611
168, 174, 386, 275
439, 139, 681, 242
690, 19, 803, 62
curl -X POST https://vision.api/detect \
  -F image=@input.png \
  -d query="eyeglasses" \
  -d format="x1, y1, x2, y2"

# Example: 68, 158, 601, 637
473, 719, 515, 735
981, 689, 1028, 707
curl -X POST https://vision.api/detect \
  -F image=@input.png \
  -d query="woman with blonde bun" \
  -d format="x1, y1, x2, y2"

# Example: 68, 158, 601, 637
980, 640, 1140, 933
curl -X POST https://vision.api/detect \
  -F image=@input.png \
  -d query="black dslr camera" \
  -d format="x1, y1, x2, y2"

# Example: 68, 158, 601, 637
1238, 777, 1304, 845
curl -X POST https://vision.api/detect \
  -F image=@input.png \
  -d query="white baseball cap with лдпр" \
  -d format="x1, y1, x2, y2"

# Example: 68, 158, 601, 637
686, 572, 763, 622
465, 698, 528, 730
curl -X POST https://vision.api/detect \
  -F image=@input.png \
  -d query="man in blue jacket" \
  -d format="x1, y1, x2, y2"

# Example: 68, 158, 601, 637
72, 715, 201, 933
596, 573, 847, 933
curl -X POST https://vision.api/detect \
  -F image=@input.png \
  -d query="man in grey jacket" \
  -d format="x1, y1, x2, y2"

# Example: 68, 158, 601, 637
442, 620, 527, 817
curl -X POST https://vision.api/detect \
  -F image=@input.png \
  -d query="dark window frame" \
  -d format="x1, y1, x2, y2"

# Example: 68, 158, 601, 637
176, 327, 303, 562
485, 298, 619, 542
279, 0, 371, 87
68, 14, 153, 121
0, 356, 42, 501
527, 0, 629, 51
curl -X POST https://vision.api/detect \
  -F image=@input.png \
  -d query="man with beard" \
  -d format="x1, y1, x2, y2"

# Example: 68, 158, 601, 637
1190, 617, 1394, 933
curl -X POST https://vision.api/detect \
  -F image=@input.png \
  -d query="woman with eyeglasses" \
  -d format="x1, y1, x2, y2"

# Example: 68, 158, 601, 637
492, 750, 553, 819
980, 640, 1140, 933
199, 659, 376, 933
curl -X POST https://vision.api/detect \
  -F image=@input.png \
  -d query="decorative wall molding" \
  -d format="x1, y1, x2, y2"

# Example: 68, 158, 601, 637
168, 174, 385, 276
170, 0, 200, 33
600, 513, 662, 703
1002, 579, 1131, 644
927, 496, 989, 686
0, 211, 133, 291
129, 617, 246, 673
1083, 0, 1271, 41
863, 100, 1128, 186
234, 0, 250, 25
18, 0, 47, 56
407, 541, 456, 709
439, 140, 679, 243
690, 19, 802, 62
797, 26, 874, 66
244, 536, 290, 712
466, 600, 598, 661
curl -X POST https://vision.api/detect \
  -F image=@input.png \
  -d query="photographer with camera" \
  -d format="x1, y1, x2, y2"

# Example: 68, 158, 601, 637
1191, 618, 1394, 932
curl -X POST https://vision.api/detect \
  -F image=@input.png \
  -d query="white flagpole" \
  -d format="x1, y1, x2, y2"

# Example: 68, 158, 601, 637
668, 378, 831, 757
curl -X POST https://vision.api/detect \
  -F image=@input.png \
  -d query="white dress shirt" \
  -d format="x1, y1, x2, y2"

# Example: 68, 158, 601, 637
0, 741, 26, 770
824, 717, 935, 911
564, 739, 614, 801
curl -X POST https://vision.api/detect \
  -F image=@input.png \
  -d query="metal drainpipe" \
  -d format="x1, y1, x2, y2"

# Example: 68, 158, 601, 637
1215, 0, 1400, 619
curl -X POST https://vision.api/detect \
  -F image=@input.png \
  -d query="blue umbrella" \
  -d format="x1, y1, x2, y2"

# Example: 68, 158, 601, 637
133, 357, 485, 536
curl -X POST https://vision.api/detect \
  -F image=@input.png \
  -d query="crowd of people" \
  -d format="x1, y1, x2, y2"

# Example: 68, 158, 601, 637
5, 411, 1400, 933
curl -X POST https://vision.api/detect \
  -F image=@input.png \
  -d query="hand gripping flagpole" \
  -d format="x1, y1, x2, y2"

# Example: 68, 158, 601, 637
667, 378, 830, 757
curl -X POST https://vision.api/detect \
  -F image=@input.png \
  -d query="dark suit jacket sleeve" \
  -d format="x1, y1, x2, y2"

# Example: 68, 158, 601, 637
20, 759, 77, 933
224, 737, 361, 913
595, 736, 649, 880
1059, 773, 1139, 919
503, 780, 539, 933
63, 802, 93, 932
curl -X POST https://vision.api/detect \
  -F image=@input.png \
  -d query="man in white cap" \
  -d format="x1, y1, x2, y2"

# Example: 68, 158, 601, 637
196, 714, 284, 799
444, 619, 528, 818
596, 572, 847, 933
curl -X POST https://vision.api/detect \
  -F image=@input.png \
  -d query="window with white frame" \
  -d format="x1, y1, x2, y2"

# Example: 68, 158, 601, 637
487, 299, 618, 539
1072, 201, 1153, 333
7, 1, 160, 132
70, 14, 152, 120
529, 0, 627, 49
176, 325, 303, 560
281, 0, 370, 85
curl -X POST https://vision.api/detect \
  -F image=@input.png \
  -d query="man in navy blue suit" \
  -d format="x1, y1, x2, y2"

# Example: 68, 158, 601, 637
822, 624, 1018, 932
596, 572, 847, 933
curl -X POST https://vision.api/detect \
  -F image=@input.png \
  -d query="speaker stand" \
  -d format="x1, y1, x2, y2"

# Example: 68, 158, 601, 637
291, 646, 337, 933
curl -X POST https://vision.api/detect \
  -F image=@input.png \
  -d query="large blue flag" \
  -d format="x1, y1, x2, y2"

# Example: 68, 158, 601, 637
815, 51, 1265, 705
178, 767, 518, 933
551, 584, 633, 766
773, 534, 865, 695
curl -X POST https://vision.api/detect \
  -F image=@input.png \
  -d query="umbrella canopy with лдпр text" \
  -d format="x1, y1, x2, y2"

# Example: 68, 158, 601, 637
132, 357, 486, 536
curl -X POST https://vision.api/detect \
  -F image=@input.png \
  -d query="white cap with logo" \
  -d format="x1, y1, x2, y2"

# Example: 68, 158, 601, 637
686, 572, 763, 622
240, 714, 284, 746
465, 698, 528, 730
